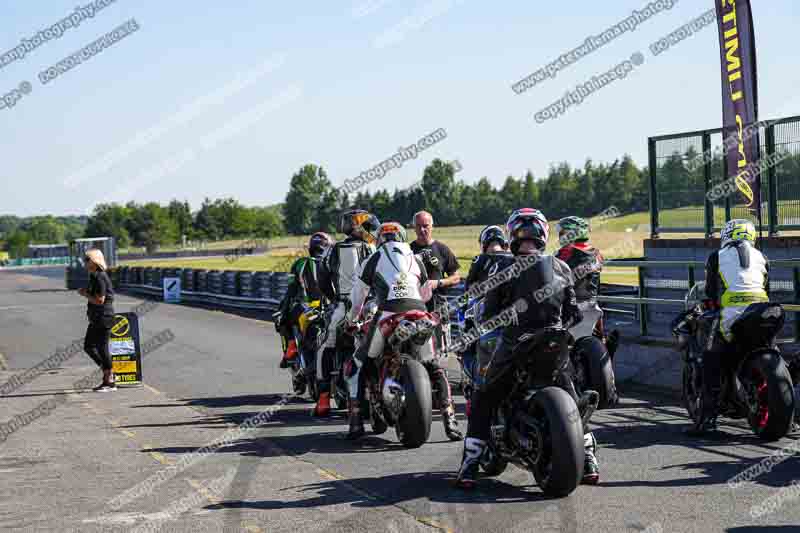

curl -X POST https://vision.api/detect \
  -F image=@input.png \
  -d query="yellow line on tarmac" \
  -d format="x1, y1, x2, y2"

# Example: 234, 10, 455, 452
0, 351, 8, 371
142, 444, 172, 466
187, 478, 223, 505
143, 384, 162, 395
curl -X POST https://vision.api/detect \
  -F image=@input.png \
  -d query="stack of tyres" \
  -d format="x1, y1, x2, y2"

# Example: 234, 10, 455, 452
152, 268, 163, 289
182, 268, 196, 292
270, 272, 291, 302
207, 271, 223, 294
195, 270, 208, 293
239, 272, 255, 298
143, 268, 154, 287
254, 272, 273, 300
223, 271, 238, 296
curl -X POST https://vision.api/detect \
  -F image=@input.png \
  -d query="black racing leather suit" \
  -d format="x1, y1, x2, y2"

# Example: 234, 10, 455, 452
466, 252, 582, 442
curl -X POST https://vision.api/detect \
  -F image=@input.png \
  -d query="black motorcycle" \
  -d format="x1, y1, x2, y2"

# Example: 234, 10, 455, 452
569, 320, 619, 410
672, 283, 795, 441
478, 327, 586, 497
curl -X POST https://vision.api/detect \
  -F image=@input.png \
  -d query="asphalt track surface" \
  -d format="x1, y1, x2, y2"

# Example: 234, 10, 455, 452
1, 267, 799, 532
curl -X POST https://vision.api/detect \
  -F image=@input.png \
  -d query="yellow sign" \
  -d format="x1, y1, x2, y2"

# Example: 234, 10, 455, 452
112, 361, 138, 374
111, 316, 130, 337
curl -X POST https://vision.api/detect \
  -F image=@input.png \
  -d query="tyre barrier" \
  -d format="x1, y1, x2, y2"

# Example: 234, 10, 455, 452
223, 270, 238, 297
239, 271, 255, 298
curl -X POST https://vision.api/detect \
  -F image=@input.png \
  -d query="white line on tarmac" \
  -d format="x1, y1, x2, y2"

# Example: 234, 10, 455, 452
0, 299, 143, 311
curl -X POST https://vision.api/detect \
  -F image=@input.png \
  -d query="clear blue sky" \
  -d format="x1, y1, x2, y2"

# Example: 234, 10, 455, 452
1, 0, 798, 216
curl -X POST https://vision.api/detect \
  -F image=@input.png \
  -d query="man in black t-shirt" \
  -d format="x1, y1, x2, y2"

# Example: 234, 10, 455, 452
409, 210, 463, 440
409, 211, 461, 314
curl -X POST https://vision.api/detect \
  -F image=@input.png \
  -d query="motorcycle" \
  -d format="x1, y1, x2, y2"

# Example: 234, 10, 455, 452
478, 326, 586, 497
568, 304, 620, 409
327, 303, 360, 412
352, 308, 437, 448
672, 282, 796, 441
454, 297, 500, 415
275, 300, 324, 400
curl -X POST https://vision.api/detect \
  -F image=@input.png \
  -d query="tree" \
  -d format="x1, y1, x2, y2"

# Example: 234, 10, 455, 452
522, 171, 540, 206
252, 206, 284, 238
4, 231, 30, 259
421, 159, 460, 225
193, 198, 222, 241
86, 204, 132, 248
283, 164, 339, 234
128, 203, 179, 252
22, 216, 66, 244
167, 200, 193, 240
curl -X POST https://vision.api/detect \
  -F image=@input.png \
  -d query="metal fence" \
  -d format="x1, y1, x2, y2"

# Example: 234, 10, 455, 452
649, 114, 800, 238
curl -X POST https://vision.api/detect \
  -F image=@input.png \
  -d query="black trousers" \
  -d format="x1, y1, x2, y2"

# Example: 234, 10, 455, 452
84, 322, 112, 371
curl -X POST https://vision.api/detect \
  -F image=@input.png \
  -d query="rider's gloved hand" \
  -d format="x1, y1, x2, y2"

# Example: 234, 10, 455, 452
344, 318, 360, 336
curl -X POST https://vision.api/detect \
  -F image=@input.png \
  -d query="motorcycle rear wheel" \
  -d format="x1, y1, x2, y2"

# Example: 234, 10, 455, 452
575, 336, 617, 409
529, 387, 584, 497
396, 359, 433, 448
744, 350, 795, 441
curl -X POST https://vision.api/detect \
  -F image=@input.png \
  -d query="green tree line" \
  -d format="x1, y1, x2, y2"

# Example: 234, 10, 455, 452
282, 155, 649, 233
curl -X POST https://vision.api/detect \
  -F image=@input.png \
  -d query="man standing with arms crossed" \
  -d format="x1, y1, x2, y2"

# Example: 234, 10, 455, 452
410, 210, 462, 440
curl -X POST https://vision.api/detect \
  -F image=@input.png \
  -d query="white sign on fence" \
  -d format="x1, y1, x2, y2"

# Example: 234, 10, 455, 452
163, 277, 181, 303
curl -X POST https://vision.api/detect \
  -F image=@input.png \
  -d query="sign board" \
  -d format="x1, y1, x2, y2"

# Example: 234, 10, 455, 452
109, 312, 142, 385
163, 277, 181, 303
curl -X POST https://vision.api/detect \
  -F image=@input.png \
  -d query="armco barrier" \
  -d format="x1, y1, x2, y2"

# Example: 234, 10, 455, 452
114, 262, 800, 343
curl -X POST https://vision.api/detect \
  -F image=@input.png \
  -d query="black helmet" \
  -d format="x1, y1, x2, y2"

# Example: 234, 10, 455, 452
308, 232, 333, 258
340, 209, 380, 244
478, 225, 508, 253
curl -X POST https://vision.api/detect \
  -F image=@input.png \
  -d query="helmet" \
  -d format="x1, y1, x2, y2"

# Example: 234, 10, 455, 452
721, 219, 757, 247
556, 216, 590, 246
377, 222, 407, 247
340, 209, 381, 244
506, 208, 549, 254
478, 225, 508, 252
308, 232, 333, 258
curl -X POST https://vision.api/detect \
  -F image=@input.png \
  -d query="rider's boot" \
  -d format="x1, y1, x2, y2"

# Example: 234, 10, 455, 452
346, 397, 366, 440
280, 339, 298, 369
442, 399, 463, 441
454, 437, 486, 490
582, 432, 600, 485
313, 392, 331, 417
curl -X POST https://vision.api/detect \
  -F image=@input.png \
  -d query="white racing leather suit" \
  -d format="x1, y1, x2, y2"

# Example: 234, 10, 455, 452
316, 237, 375, 384
709, 241, 769, 340
346, 241, 434, 398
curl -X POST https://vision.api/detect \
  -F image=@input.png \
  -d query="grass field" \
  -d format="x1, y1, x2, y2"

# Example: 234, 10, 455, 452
121, 213, 648, 285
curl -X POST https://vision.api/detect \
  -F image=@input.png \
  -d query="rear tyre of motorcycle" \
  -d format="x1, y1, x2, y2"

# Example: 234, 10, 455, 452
530, 387, 584, 498
576, 336, 617, 409
396, 359, 433, 448
745, 350, 795, 441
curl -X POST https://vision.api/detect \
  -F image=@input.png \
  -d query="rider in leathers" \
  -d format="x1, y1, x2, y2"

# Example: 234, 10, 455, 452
455, 208, 601, 489
344, 222, 438, 439
276, 232, 333, 368
461, 225, 513, 415
314, 209, 380, 417
688, 218, 770, 434
555, 216, 619, 401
